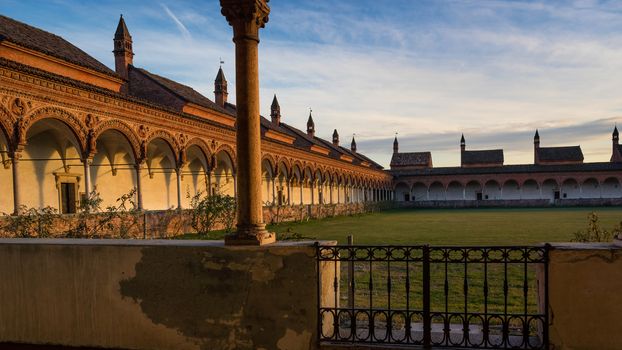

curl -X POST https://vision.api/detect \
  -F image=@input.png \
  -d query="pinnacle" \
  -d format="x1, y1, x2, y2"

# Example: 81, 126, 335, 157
114, 15, 131, 40
215, 66, 226, 83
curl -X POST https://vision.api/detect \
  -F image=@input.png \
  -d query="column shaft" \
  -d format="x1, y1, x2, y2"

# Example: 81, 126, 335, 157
83, 159, 92, 196
176, 168, 182, 209
11, 153, 21, 215
135, 164, 143, 210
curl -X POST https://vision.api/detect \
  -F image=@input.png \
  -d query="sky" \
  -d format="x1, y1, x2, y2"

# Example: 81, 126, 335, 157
2, 0, 622, 168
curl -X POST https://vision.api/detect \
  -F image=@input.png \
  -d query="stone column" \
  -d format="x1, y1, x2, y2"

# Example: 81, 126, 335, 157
271, 177, 276, 204
287, 178, 291, 205
310, 182, 315, 205
176, 168, 183, 209
11, 151, 21, 215
221, 0, 274, 245
329, 183, 333, 204
300, 181, 303, 205
83, 158, 92, 196
337, 184, 341, 204
135, 162, 144, 210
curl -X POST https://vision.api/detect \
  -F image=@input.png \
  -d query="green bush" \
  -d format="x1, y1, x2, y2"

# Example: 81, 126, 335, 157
188, 190, 236, 235
571, 212, 619, 242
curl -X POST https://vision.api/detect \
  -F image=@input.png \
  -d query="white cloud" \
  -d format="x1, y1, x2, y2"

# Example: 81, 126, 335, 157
13, 0, 622, 168
161, 4, 192, 41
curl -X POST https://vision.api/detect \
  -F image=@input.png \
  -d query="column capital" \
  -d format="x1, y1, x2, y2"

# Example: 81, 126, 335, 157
220, 0, 270, 41
9, 150, 22, 161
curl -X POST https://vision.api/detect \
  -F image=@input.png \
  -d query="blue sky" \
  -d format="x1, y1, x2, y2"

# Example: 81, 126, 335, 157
2, 0, 622, 167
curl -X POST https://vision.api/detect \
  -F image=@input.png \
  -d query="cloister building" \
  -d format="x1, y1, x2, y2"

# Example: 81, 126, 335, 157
0, 15, 392, 215
1, 13, 620, 217
391, 129, 622, 206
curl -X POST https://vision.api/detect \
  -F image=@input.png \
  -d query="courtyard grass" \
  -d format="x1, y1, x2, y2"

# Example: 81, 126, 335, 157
265, 206, 622, 245
181, 207, 621, 333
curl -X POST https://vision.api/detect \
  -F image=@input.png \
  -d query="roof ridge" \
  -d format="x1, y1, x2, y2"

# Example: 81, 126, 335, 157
0, 15, 118, 77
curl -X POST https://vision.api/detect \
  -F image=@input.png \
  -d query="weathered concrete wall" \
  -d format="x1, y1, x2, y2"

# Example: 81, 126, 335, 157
543, 243, 622, 350
0, 239, 335, 350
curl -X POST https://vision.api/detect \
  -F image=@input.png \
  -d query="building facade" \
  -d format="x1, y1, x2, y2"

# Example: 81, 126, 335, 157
391, 130, 622, 206
0, 15, 392, 215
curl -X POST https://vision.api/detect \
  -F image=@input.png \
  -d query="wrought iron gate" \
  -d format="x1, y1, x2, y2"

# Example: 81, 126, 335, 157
316, 244, 549, 349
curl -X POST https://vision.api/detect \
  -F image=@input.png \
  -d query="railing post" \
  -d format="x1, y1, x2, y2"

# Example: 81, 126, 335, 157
423, 244, 431, 349
347, 235, 354, 310
544, 243, 550, 350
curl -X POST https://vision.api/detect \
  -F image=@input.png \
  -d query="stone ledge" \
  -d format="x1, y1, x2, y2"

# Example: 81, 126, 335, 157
0, 238, 337, 248
547, 242, 622, 250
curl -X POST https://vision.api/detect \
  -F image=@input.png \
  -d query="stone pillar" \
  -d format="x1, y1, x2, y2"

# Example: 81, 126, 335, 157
299, 181, 303, 205
286, 178, 291, 205
337, 184, 341, 204
271, 177, 276, 204
221, 0, 274, 245
207, 170, 213, 196
329, 183, 333, 204
11, 151, 21, 215
135, 162, 144, 210
310, 182, 315, 205
176, 168, 183, 209
83, 158, 92, 196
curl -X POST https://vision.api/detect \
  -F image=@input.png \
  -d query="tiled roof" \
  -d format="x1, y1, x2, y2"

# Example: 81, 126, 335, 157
0, 57, 232, 131
130, 67, 230, 115
537, 146, 583, 163
462, 149, 504, 165
0, 15, 118, 77
391, 162, 622, 177
390, 152, 432, 167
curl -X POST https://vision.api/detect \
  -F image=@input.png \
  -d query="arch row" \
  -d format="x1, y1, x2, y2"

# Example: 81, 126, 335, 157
0, 102, 392, 214
394, 176, 622, 202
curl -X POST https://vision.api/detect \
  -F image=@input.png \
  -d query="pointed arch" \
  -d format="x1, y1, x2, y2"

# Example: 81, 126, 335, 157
22, 106, 87, 152
214, 144, 237, 174
93, 120, 141, 161
184, 137, 212, 167
261, 153, 276, 174
144, 130, 179, 165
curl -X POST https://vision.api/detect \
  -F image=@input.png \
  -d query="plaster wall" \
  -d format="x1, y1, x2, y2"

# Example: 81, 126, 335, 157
0, 239, 334, 350
542, 244, 622, 350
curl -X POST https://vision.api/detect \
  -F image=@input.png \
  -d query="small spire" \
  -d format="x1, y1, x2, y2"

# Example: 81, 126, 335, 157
534, 129, 540, 140
393, 133, 398, 154
613, 125, 619, 138
271, 94, 280, 109
351, 135, 357, 153
114, 15, 131, 40
306, 109, 315, 137
113, 14, 133, 80
214, 66, 228, 107
215, 66, 227, 84
460, 134, 465, 144
270, 94, 281, 125
332, 129, 339, 146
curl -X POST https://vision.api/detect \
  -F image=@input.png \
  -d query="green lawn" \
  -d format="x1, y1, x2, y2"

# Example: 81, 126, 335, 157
265, 207, 622, 245
180, 207, 622, 330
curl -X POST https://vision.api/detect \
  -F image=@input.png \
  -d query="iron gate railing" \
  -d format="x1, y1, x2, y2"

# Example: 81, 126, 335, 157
316, 244, 549, 349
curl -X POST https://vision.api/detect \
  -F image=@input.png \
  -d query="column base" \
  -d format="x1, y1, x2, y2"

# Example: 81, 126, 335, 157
225, 224, 276, 246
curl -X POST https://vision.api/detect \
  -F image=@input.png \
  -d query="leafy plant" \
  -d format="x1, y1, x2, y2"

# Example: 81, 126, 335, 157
2, 205, 58, 238
188, 190, 237, 235
571, 212, 614, 242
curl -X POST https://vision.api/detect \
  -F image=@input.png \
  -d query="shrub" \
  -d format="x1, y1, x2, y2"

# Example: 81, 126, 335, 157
571, 212, 614, 242
2, 205, 57, 238
188, 190, 236, 235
